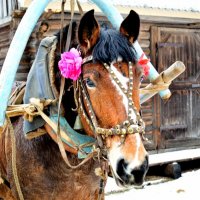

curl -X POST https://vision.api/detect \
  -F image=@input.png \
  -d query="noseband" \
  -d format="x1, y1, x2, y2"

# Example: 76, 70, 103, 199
74, 56, 145, 140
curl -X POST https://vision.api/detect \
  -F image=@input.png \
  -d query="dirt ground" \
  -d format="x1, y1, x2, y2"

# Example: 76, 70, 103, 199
105, 166, 200, 200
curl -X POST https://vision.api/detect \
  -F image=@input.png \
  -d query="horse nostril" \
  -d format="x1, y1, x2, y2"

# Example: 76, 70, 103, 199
131, 156, 149, 184
141, 155, 149, 171
116, 159, 128, 178
135, 156, 149, 174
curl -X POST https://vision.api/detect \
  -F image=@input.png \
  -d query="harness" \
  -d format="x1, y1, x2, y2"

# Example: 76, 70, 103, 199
75, 55, 146, 142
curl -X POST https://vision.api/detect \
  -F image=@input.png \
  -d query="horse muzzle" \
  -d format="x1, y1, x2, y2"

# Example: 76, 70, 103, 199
113, 155, 149, 187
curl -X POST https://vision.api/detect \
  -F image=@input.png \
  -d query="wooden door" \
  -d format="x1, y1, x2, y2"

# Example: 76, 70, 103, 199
149, 27, 200, 152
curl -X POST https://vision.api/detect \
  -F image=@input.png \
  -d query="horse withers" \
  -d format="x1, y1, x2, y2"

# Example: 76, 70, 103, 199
0, 9, 148, 200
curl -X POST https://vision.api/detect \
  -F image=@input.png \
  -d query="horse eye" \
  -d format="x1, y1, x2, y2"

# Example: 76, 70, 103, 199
85, 78, 96, 88
122, 72, 126, 77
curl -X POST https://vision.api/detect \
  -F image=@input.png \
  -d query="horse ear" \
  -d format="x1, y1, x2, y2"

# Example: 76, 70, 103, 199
78, 9, 100, 53
120, 10, 140, 44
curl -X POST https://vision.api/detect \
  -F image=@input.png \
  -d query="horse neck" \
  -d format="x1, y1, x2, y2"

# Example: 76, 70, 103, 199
16, 117, 95, 169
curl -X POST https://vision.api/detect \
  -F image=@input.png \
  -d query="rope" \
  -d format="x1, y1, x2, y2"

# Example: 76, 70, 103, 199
95, 161, 108, 200
6, 116, 24, 200
140, 82, 170, 94
6, 98, 95, 154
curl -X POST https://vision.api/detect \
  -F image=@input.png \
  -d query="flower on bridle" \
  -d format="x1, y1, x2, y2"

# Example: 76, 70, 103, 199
58, 48, 82, 81
138, 53, 150, 77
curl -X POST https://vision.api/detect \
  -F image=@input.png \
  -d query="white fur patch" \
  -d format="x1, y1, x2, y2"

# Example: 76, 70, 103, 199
107, 142, 123, 180
110, 62, 137, 122
126, 133, 143, 173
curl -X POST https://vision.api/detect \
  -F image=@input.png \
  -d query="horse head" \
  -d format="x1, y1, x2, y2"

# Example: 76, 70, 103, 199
76, 10, 149, 187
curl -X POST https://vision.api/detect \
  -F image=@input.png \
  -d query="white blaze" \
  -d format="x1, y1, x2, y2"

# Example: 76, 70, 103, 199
126, 133, 143, 173
110, 62, 137, 122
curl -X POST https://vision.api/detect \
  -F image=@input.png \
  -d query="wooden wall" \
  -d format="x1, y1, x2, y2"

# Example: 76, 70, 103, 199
149, 26, 200, 152
0, 10, 48, 81
0, 21, 11, 71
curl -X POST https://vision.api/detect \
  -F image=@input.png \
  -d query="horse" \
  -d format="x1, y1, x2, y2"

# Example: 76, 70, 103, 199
0, 9, 149, 200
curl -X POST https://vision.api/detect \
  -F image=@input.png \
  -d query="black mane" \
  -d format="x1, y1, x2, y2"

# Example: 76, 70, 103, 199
93, 29, 137, 64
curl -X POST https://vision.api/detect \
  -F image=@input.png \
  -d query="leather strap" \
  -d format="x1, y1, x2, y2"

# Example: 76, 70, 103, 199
56, 0, 97, 169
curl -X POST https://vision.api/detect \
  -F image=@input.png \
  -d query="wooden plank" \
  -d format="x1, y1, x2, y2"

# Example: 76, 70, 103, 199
15, 73, 28, 81
0, 35, 9, 43
153, 95, 161, 149
160, 124, 187, 131
140, 23, 150, 31
139, 31, 150, 40
141, 103, 152, 109
139, 40, 150, 48
140, 15, 200, 26
0, 47, 9, 57
149, 148, 200, 166
17, 65, 31, 73
142, 48, 150, 56
0, 50, 9, 60
144, 120, 153, 126
150, 26, 158, 67
165, 138, 200, 149
0, 42, 10, 51
0, 27, 10, 35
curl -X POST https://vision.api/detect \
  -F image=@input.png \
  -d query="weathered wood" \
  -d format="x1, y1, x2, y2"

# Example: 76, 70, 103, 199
153, 94, 161, 150
160, 124, 187, 131
140, 23, 151, 31
139, 31, 150, 40
150, 26, 158, 66
164, 138, 200, 150
149, 148, 200, 166
0, 27, 10, 36
139, 40, 150, 48
153, 26, 200, 151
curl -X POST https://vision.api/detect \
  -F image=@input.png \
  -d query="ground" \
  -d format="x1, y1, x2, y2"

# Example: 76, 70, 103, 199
105, 169, 200, 200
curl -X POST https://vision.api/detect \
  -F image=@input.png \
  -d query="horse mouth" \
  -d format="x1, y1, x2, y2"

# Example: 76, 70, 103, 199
111, 168, 145, 188
115, 176, 144, 188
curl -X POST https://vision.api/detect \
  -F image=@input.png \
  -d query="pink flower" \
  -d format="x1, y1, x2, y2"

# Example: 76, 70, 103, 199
138, 53, 150, 77
58, 48, 82, 81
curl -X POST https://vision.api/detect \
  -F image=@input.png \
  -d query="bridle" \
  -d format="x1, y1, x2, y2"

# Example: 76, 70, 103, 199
74, 55, 146, 144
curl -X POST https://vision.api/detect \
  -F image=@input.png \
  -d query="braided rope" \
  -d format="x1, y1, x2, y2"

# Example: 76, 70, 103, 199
6, 116, 24, 200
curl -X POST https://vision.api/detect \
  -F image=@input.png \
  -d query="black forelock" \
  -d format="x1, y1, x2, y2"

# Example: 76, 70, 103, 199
92, 29, 137, 64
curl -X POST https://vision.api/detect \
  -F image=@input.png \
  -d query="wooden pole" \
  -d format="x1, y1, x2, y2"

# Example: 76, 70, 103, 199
140, 61, 185, 104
